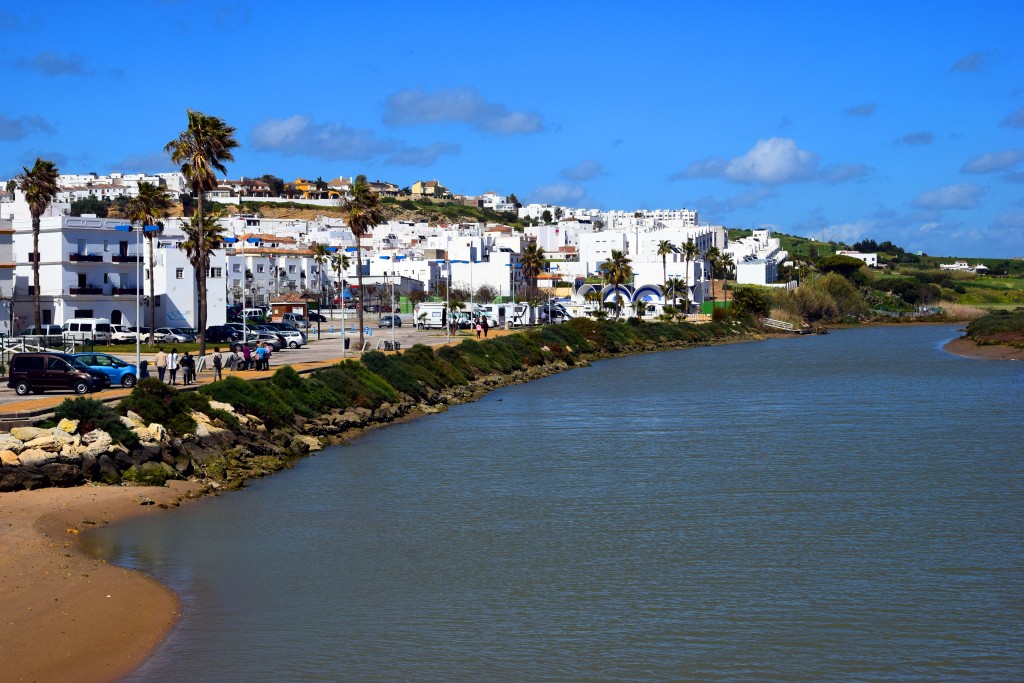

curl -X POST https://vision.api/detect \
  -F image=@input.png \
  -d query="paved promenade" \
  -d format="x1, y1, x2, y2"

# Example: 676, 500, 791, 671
0, 322, 509, 422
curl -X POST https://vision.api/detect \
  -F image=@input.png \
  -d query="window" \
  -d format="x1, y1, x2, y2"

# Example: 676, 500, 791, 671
210, 267, 223, 278
103, 274, 109, 284
288, 265, 296, 273
176, 268, 184, 279
256, 264, 265, 273
232, 264, 241, 272
103, 240, 109, 252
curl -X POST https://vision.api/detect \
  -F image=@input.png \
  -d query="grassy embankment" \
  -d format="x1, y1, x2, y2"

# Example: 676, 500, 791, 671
961, 309, 1024, 349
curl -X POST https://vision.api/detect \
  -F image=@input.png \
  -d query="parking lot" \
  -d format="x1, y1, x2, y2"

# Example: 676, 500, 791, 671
0, 314, 490, 409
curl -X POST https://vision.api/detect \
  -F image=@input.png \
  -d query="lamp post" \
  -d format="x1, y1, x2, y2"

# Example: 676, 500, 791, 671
343, 246, 358, 356
116, 223, 158, 381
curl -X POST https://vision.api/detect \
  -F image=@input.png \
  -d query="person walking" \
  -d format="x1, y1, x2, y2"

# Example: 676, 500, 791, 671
154, 347, 168, 383
264, 342, 272, 370
227, 346, 240, 373
180, 351, 194, 385
167, 348, 179, 385
210, 347, 223, 381
475, 321, 482, 338
241, 343, 252, 370
255, 342, 267, 371
481, 317, 489, 338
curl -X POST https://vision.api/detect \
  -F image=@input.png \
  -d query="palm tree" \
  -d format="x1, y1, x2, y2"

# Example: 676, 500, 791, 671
341, 175, 385, 348
664, 277, 687, 318
331, 251, 351, 315
165, 110, 239, 356
124, 182, 173, 343
704, 245, 721, 307
656, 239, 674, 292
681, 239, 700, 316
600, 249, 633, 319
16, 158, 60, 329
310, 242, 331, 306
520, 242, 546, 289
720, 252, 735, 305
179, 211, 229, 329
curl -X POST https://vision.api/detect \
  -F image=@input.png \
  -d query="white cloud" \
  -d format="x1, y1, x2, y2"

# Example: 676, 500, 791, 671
384, 143, 461, 167
1002, 106, 1024, 129
383, 87, 543, 135
823, 220, 874, 243
895, 131, 934, 146
526, 183, 586, 205
560, 160, 604, 181
250, 115, 458, 166
961, 149, 1024, 174
844, 103, 877, 117
673, 137, 868, 185
912, 183, 985, 210
0, 114, 54, 140
18, 51, 90, 76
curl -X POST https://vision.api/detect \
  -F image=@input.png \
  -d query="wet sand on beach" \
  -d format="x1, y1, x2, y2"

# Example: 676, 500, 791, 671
943, 337, 1024, 361
0, 481, 203, 683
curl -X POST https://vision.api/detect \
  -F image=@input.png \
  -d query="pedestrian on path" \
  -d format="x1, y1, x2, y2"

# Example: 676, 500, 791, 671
210, 347, 223, 381
167, 348, 179, 385
154, 348, 168, 383
227, 346, 240, 373
476, 321, 482, 338
255, 343, 267, 371
481, 317, 489, 338
180, 352, 195, 385
241, 343, 252, 370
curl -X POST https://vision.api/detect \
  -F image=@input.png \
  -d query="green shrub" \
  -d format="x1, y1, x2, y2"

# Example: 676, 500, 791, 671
198, 375, 295, 429
52, 397, 139, 449
118, 378, 202, 436
361, 351, 427, 399
314, 361, 398, 408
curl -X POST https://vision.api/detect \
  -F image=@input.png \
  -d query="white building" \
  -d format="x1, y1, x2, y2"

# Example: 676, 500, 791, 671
836, 250, 879, 268
726, 229, 789, 285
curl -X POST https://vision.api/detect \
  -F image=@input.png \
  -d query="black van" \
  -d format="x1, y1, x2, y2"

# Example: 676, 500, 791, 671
7, 352, 110, 395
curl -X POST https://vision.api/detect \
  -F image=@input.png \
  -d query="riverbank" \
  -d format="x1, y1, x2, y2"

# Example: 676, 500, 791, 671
1, 323, 763, 682
943, 336, 1024, 360
0, 481, 204, 683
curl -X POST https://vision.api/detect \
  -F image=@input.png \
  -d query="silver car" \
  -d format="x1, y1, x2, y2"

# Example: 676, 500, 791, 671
155, 327, 197, 343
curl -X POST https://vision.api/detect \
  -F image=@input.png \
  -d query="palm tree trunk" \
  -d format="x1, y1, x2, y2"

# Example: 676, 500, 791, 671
147, 235, 156, 344
32, 219, 41, 329
683, 255, 690, 316
356, 236, 364, 347
195, 192, 207, 356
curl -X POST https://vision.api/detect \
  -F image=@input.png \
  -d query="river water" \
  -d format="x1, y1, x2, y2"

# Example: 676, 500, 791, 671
85, 324, 1024, 682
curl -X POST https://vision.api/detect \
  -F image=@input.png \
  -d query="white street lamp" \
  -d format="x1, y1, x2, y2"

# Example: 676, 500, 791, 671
116, 223, 159, 381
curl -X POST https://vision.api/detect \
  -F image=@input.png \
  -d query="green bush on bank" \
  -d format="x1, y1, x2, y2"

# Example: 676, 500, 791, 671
50, 397, 139, 449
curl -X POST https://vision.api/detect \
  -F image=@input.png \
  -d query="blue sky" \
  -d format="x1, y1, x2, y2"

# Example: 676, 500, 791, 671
1, 1, 1022, 257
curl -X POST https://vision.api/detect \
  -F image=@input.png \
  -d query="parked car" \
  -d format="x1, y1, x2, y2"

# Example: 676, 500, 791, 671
71, 352, 138, 388
7, 352, 110, 395
128, 326, 152, 341
281, 312, 309, 328
155, 327, 197, 343
261, 323, 306, 348
239, 332, 284, 352
378, 315, 402, 328
206, 325, 243, 344
17, 325, 64, 346
308, 312, 327, 323
110, 325, 137, 344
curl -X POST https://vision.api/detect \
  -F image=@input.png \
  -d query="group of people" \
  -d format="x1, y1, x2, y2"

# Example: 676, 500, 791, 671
150, 342, 275, 385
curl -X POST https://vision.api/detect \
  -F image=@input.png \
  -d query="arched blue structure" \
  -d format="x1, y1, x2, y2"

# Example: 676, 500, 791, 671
632, 284, 664, 304
600, 284, 632, 303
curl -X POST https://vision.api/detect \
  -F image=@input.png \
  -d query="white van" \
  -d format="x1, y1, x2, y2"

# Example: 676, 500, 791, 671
62, 318, 113, 343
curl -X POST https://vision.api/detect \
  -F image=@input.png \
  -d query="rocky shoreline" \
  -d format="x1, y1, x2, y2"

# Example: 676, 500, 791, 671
0, 329, 765, 495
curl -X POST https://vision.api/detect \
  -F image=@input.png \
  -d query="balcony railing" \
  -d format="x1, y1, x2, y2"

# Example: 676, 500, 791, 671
69, 253, 103, 262
69, 286, 103, 295
113, 287, 138, 295
111, 254, 141, 263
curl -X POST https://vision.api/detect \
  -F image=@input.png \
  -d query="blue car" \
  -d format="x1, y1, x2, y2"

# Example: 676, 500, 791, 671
72, 352, 139, 388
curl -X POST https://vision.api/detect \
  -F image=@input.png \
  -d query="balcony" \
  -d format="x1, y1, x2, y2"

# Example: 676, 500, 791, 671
112, 254, 141, 263
69, 286, 103, 295
69, 253, 103, 263
113, 287, 138, 295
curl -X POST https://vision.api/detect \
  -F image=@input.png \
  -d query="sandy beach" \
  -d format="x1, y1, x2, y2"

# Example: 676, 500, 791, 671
0, 481, 203, 683
943, 337, 1024, 361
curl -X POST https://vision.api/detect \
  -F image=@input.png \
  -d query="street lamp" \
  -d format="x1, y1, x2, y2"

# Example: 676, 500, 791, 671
115, 223, 159, 381
343, 246, 358, 356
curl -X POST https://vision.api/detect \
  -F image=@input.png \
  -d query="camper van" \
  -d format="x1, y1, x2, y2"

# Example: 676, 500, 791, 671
413, 302, 449, 329
61, 318, 112, 343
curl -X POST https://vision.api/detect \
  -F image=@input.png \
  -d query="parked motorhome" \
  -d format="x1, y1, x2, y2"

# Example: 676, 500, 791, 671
413, 302, 449, 329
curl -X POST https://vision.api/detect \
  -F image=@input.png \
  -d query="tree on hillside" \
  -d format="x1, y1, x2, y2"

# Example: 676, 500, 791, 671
124, 182, 173, 343
817, 254, 868, 278
541, 209, 552, 224
17, 158, 60, 330
165, 109, 239, 356
259, 174, 285, 196
70, 196, 108, 217
341, 174, 385, 348
508, 192, 521, 208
